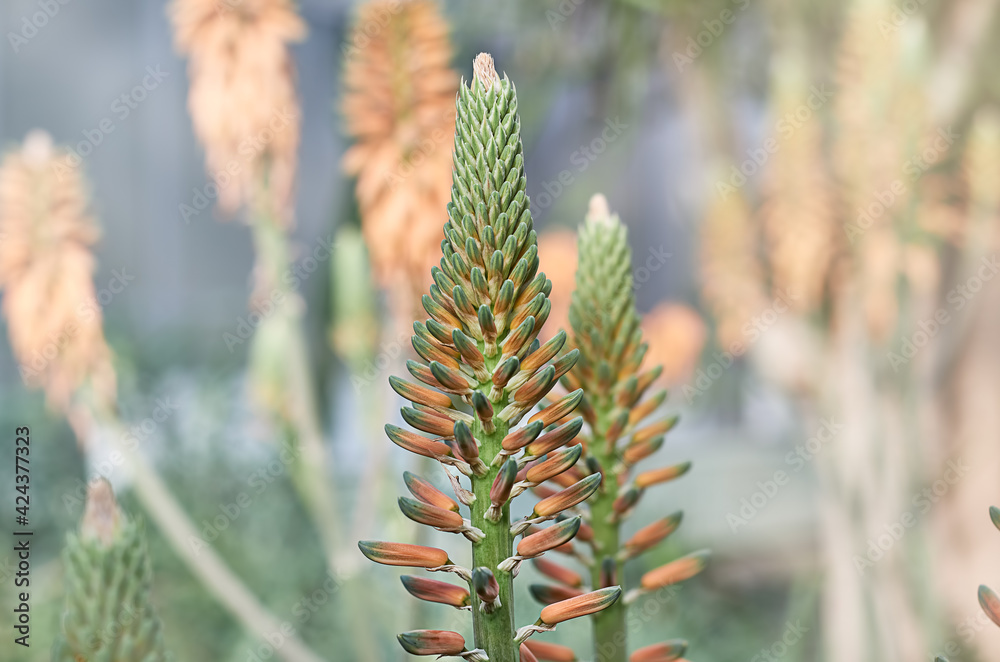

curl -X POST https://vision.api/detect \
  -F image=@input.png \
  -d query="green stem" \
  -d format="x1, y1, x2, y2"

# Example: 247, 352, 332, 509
248, 209, 345, 579
590, 423, 627, 662
469, 370, 518, 661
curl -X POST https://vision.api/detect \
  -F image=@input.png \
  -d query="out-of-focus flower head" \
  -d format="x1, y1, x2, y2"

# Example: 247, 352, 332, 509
536, 228, 578, 339
0, 130, 116, 414
699, 190, 768, 349
170, 0, 305, 224
341, 0, 458, 321
640, 302, 706, 387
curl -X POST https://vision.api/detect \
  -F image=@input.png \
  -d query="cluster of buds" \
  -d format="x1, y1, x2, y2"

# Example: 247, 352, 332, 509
52, 480, 170, 661
523, 195, 707, 661
359, 54, 621, 661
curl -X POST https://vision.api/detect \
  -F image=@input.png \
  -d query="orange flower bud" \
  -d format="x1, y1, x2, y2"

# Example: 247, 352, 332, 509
640, 550, 710, 590
532, 557, 583, 588
539, 586, 622, 625
403, 471, 459, 512
389, 375, 454, 408
400, 575, 470, 609
980, 584, 1000, 628
502, 420, 545, 452
629, 640, 688, 662
528, 389, 583, 427
533, 473, 602, 518
635, 462, 691, 488
398, 497, 464, 530
513, 365, 556, 406
520, 330, 567, 373
524, 639, 578, 661
516, 517, 581, 558
385, 425, 452, 459
628, 390, 667, 427
529, 583, 584, 605
622, 434, 663, 465
525, 445, 582, 484
631, 416, 678, 445
520, 643, 540, 662
397, 630, 466, 656
622, 512, 683, 558
401, 406, 455, 437
525, 417, 583, 458
359, 541, 450, 568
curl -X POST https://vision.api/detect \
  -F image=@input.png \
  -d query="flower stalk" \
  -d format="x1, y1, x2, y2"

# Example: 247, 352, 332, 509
359, 53, 620, 661
528, 194, 707, 662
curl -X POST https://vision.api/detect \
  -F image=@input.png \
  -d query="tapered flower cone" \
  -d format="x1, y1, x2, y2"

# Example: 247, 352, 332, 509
0, 130, 116, 416
342, 0, 458, 321
52, 480, 169, 662
361, 53, 586, 661
526, 193, 706, 662
169, 0, 305, 223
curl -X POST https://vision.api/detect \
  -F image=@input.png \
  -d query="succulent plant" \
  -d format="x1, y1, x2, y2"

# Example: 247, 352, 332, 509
527, 194, 707, 662
52, 480, 170, 662
359, 53, 621, 661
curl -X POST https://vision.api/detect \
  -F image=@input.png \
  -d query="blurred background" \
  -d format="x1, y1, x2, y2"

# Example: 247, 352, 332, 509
1, 0, 999, 660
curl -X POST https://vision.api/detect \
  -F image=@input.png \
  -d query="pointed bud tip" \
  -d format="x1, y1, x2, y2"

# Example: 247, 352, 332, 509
588, 194, 612, 224
473, 53, 499, 88
81, 478, 122, 546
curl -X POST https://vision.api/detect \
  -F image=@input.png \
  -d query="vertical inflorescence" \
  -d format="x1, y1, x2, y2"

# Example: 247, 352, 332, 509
526, 195, 707, 662
169, 0, 305, 224
342, 0, 458, 322
0, 130, 116, 416
359, 54, 621, 661
52, 480, 170, 662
